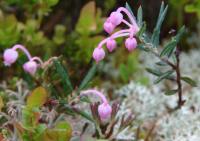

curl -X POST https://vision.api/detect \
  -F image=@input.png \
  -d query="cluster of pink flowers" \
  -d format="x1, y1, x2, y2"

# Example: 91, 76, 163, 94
93, 7, 140, 63
81, 89, 112, 121
3, 44, 43, 75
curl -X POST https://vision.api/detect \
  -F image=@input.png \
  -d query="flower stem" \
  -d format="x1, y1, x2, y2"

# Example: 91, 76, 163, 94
12, 44, 32, 60
98, 33, 129, 48
80, 89, 108, 104
31, 56, 44, 65
117, 7, 137, 26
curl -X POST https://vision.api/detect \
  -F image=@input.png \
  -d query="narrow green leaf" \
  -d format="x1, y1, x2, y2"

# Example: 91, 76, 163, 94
137, 6, 143, 27
72, 106, 94, 122
151, 3, 168, 47
160, 26, 185, 57
181, 77, 197, 87
54, 60, 73, 94
165, 89, 178, 95
155, 61, 167, 66
78, 63, 97, 91
154, 70, 174, 84
136, 22, 146, 39
156, 2, 168, 29
174, 26, 185, 42
158, 2, 165, 19
151, 29, 160, 47
125, 2, 134, 17
146, 68, 163, 76
160, 40, 177, 57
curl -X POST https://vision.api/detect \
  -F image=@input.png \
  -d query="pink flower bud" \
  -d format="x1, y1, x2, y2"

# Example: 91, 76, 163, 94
125, 37, 137, 51
98, 103, 112, 121
106, 38, 117, 52
103, 21, 115, 34
23, 61, 38, 75
3, 49, 18, 66
110, 11, 123, 26
93, 48, 105, 63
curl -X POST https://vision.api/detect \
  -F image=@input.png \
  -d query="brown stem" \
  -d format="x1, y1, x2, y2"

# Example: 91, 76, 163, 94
175, 47, 184, 108
149, 47, 184, 108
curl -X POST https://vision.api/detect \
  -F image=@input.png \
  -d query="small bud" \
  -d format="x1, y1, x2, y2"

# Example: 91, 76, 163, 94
110, 11, 123, 26
125, 37, 137, 51
98, 103, 112, 121
23, 61, 38, 75
106, 38, 117, 52
93, 48, 105, 63
3, 49, 18, 66
103, 21, 115, 34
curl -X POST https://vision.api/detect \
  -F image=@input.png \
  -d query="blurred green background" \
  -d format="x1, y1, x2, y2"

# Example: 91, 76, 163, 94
0, 0, 199, 87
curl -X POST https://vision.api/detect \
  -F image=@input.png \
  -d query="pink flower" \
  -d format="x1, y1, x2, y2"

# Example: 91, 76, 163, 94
93, 48, 105, 63
106, 38, 117, 52
109, 12, 123, 26
103, 21, 115, 34
92, 6, 139, 62
98, 103, 112, 120
3, 49, 18, 66
81, 89, 112, 121
125, 37, 137, 51
3, 44, 44, 75
23, 61, 38, 75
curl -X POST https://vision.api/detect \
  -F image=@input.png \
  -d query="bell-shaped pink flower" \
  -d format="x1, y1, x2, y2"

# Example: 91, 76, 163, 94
103, 21, 115, 34
3, 49, 18, 66
109, 11, 123, 26
106, 38, 117, 52
98, 103, 112, 121
125, 37, 137, 51
93, 48, 105, 63
23, 61, 38, 75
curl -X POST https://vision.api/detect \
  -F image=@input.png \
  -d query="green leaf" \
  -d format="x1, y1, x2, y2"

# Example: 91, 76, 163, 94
137, 6, 143, 27
158, 2, 165, 22
22, 107, 40, 128
151, 2, 168, 47
174, 26, 185, 42
34, 124, 47, 140
119, 64, 130, 83
54, 60, 73, 95
160, 26, 185, 57
181, 77, 197, 87
165, 89, 178, 95
75, 1, 97, 35
146, 68, 163, 76
155, 61, 167, 66
47, 0, 59, 6
71, 106, 94, 122
125, 2, 134, 17
27, 87, 48, 108
78, 63, 97, 91
136, 22, 146, 39
154, 70, 174, 84
160, 40, 177, 57
156, 2, 168, 30
42, 121, 72, 141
